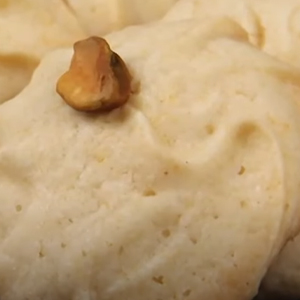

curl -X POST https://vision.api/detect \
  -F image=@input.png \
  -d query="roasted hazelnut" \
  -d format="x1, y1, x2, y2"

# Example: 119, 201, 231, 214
56, 36, 132, 112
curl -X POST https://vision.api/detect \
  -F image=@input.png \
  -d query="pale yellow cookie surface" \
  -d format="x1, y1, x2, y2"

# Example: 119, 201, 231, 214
1, 19, 300, 300
163, 0, 300, 296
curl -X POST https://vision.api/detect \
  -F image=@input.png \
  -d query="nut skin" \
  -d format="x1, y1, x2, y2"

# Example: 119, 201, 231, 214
56, 36, 132, 112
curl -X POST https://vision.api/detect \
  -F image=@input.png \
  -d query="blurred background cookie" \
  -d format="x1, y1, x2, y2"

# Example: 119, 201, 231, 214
63, 0, 178, 35
0, 0, 85, 104
164, 0, 300, 68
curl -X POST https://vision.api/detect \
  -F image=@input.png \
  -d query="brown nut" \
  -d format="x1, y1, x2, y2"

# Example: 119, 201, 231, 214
56, 36, 132, 112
